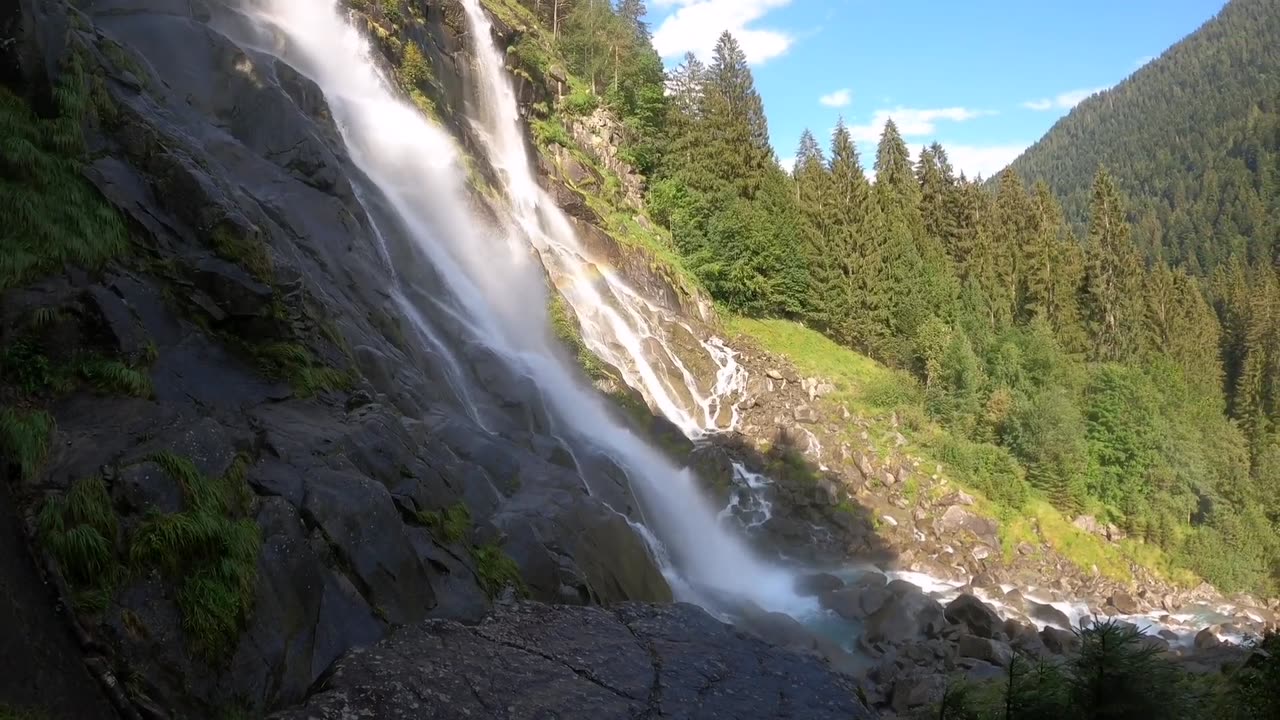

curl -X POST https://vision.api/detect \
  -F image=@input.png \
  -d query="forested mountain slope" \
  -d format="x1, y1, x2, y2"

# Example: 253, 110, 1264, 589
1009, 0, 1280, 271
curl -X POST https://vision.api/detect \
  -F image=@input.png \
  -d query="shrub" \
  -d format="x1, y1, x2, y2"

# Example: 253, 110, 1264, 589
561, 85, 598, 115
939, 435, 1029, 511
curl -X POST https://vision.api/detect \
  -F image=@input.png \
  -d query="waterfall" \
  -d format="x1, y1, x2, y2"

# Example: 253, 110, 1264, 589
239, 0, 811, 618
458, 0, 748, 438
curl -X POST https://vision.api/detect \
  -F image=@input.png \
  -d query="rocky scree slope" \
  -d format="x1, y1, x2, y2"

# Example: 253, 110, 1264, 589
0, 0, 868, 718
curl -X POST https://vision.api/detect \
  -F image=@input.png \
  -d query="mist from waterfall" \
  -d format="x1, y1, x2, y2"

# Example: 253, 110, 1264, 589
241, 0, 810, 618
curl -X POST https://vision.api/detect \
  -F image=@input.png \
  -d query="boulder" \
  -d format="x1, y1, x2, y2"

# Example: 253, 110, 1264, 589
890, 674, 946, 715
1041, 626, 1080, 655
958, 635, 1014, 668
945, 594, 1003, 639
1028, 600, 1072, 629
938, 506, 998, 545
820, 584, 892, 621
795, 573, 845, 597
268, 603, 873, 720
688, 443, 735, 490
864, 583, 946, 646
793, 404, 819, 423
1108, 591, 1141, 614
1005, 619, 1047, 657
1195, 627, 1222, 650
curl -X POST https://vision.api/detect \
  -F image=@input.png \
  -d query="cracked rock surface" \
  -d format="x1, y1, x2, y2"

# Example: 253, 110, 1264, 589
269, 601, 873, 719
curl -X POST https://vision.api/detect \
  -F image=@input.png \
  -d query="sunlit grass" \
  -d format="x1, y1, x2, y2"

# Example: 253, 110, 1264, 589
730, 315, 1203, 589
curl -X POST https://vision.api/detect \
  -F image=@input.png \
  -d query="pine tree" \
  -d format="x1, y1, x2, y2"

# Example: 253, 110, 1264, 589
1084, 167, 1145, 362
1023, 181, 1086, 349
793, 129, 843, 329
991, 168, 1032, 328
827, 119, 884, 350
702, 31, 774, 199
872, 121, 932, 362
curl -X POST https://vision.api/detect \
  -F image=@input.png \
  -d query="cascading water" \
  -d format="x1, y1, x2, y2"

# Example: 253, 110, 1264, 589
239, 0, 811, 619
457, 0, 747, 438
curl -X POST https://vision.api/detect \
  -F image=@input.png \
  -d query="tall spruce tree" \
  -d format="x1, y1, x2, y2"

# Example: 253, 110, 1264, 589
702, 31, 774, 199
794, 130, 844, 329
1084, 167, 1145, 361
828, 119, 885, 350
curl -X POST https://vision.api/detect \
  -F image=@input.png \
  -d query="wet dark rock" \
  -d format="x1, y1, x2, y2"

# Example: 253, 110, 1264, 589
958, 634, 1014, 667
269, 602, 873, 720
864, 582, 946, 647
1041, 626, 1081, 655
688, 442, 735, 493
1004, 619, 1047, 657
945, 594, 1003, 639
300, 468, 436, 625
112, 460, 185, 515
891, 673, 946, 715
795, 572, 845, 597
1195, 626, 1223, 649
1028, 599, 1073, 629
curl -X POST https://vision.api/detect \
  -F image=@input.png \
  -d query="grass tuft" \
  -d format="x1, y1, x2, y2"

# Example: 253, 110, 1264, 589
0, 408, 55, 480
1, 339, 153, 399
131, 453, 260, 661
38, 476, 120, 612
253, 342, 354, 397
417, 502, 471, 544
0, 48, 127, 291
209, 222, 272, 282
470, 543, 526, 600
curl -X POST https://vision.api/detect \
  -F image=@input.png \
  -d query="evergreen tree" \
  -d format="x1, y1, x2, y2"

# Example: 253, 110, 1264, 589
1083, 167, 1145, 362
702, 31, 774, 199
827, 119, 885, 351
793, 130, 844, 329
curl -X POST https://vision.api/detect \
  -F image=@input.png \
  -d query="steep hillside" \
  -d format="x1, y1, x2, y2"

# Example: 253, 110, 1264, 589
1009, 0, 1280, 271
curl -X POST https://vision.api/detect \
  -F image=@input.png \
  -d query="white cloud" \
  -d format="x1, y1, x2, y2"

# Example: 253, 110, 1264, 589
778, 155, 796, 174
847, 107, 991, 144
1022, 86, 1108, 111
819, 88, 852, 108
651, 0, 794, 65
944, 144, 1029, 181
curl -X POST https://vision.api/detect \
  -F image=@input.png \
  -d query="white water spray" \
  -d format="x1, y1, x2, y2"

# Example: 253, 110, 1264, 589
242, 0, 808, 617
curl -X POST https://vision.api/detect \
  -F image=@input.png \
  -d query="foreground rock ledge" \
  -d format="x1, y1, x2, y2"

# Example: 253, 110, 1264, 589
271, 601, 872, 719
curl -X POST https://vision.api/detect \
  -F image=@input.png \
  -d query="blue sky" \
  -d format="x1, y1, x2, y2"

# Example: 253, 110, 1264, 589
645, 0, 1228, 179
